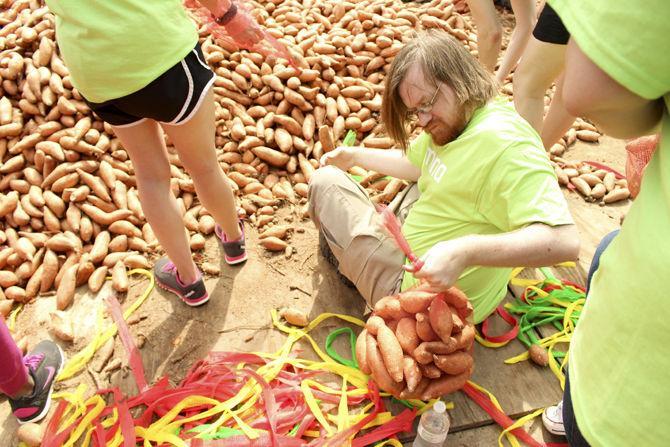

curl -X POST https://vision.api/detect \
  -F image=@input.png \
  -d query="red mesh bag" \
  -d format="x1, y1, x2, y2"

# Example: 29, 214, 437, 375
625, 134, 659, 198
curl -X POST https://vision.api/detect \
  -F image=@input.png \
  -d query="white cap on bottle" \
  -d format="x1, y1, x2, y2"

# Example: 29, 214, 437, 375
433, 400, 446, 413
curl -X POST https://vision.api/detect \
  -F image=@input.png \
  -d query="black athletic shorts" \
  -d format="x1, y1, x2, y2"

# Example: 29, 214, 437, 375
532, 4, 570, 45
84, 43, 215, 127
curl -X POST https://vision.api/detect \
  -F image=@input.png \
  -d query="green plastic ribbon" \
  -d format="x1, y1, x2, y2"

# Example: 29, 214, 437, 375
325, 327, 359, 368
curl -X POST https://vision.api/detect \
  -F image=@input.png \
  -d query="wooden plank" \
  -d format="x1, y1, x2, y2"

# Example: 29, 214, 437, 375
508, 265, 587, 341
403, 417, 566, 446
387, 290, 562, 439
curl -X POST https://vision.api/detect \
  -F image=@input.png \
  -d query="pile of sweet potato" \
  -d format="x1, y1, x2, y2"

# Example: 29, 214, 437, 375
356, 288, 474, 400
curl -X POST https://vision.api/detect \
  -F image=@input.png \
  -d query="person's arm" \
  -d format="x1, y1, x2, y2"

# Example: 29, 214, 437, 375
320, 146, 422, 182
409, 223, 580, 291
562, 39, 664, 139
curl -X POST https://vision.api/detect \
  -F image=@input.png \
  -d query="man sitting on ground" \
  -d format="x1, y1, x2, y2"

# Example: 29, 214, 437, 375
308, 30, 580, 323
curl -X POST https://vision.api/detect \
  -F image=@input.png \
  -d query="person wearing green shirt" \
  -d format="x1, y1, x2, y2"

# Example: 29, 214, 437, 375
43, 0, 263, 305
539, 1, 670, 446
308, 30, 580, 324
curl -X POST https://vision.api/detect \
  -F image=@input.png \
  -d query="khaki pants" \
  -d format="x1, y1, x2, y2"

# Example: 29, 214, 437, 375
308, 166, 420, 306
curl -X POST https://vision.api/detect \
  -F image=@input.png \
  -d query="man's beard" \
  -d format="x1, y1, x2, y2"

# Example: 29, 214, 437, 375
426, 109, 468, 146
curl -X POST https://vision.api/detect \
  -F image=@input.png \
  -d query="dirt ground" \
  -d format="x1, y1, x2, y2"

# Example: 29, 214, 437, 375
0, 134, 630, 444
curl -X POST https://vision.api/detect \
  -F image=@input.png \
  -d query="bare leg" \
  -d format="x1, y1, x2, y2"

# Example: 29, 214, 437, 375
161, 87, 241, 242
495, 0, 536, 82
540, 74, 575, 148
513, 37, 566, 131
467, 0, 502, 72
112, 120, 198, 283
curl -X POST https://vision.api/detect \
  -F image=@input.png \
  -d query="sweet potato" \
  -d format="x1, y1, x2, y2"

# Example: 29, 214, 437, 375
450, 307, 464, 333
280, 307, 309, 326
376, 323, 405, 382
56, 264, 78, 310
415, 312, 439, 342
529, 344, 549, 367
111, 261, 128, 293
395, 317, 420, 354
88, 266, 108, 293
260, 236, 288, 251
40, 249, 59, 292
366, 333, 403, 396
429, 296, 453, 343
365, 315, 386, 335
441, 287, 470, 311
5, 286, 27, 303
421, 369, 471, 400
356, 329, 371, 374
90, 231, 110, 264
419, 363, 442, 379
400, 377, 430, 400
252, 146, 290, 167
398, 290, 435, 313
403, 355, 422, 392
373, 295, 410, 320
603, 188, 630, 204
17, 423, 43, 447
434, 351, 474, 375
453, 325, 475, 351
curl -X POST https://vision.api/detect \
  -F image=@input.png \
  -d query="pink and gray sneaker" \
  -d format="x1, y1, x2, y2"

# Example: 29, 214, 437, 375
154, 258, 209, 306
215, 220, 247, 265
9, 340, 65, 424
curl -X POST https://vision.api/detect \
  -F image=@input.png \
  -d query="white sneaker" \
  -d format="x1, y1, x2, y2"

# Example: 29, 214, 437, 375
542, 400, 565, 436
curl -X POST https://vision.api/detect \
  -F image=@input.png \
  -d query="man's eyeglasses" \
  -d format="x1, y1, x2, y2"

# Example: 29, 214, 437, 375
407, 85, 440, 119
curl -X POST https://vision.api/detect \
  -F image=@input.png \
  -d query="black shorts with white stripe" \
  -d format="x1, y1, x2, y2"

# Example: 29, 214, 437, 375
83, 43, 215, 127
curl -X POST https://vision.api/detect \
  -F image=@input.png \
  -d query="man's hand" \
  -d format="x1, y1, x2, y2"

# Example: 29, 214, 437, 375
406, 238, 471, 292
320, 146, 359, 170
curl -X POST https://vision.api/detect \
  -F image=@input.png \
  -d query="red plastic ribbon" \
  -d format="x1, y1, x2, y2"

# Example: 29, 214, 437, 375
106, 296, 148, 392
379, 205, 424, 271
462, 383, 568, 447
351, 408, 416, 447
481, 305, 519, 343
582, 161, 625, 179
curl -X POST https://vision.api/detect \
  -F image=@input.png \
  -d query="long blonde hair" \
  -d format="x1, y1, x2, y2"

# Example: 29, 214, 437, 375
382, 30, 498, 150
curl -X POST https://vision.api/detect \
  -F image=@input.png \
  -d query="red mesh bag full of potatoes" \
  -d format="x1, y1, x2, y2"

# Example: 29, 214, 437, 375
355, 287, 475, 400
625, 134, 659, 199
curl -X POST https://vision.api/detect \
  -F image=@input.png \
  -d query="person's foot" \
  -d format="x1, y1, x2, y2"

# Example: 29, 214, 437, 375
154, 258, 209, 306
9, 340, 65, 424
215, 220, 247, 265
542, 400, 565, 436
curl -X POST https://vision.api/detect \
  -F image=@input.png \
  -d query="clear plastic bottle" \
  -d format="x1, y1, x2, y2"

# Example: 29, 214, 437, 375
412, 400, 450, 447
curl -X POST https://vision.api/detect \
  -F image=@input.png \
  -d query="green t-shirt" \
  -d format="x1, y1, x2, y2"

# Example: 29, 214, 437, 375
45, 0, 198, 103
400, 98, 574, 323
550, 1, 670, 446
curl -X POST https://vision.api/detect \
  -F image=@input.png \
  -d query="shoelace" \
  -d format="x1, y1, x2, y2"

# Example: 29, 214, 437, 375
162, 260, 200, 287
23, 353, 44, 372
161, 261, 177, 274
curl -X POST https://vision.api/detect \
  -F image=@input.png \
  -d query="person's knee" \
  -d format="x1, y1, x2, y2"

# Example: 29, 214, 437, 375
308, 166, 350, 223
479, 22, 503, 45
135, 163, 171, 189
308, 166, 348, 197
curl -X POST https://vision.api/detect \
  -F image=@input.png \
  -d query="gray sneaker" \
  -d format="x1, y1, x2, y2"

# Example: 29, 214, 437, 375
215, 220, 247, 265
9, 340, 65, 424
154, 258, 208, 306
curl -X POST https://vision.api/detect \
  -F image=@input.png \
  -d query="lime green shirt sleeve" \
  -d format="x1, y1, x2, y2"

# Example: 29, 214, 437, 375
476, 143, 574, 231
406, 132, 431, 168
550, 0, 670, 99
